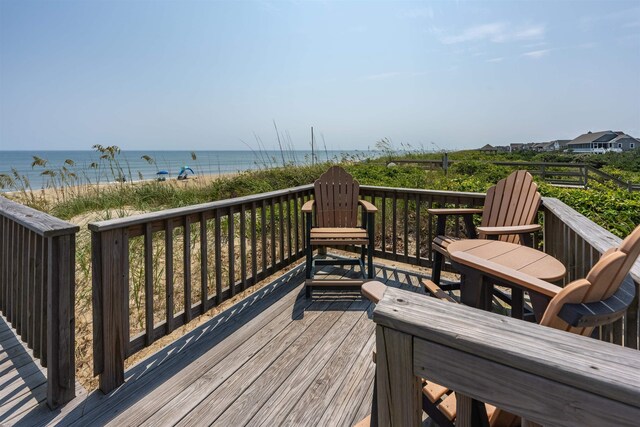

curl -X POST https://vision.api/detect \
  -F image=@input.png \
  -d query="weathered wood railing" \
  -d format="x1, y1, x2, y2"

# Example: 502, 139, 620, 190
542, 197, 640, 349
89, 185, 314, 392
90, 183, 640, 393
373, 286, 640, 426
0, 196, 78, 408
359, 185, 487, 267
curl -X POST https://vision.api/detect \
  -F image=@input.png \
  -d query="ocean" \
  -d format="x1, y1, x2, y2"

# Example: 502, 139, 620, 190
0, 149, 373, 192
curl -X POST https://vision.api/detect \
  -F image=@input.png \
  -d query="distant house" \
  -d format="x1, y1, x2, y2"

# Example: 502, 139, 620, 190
478, 144, 498, 154
546, 140, 571, 151
532, 142, 551, 152
566, 131, 639, 153
510, 143, 524, 152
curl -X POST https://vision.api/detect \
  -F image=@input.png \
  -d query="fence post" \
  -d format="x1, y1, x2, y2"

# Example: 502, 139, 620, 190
584, 166, 589, 187
46, 233, 76, 408
93, 228, 128, 393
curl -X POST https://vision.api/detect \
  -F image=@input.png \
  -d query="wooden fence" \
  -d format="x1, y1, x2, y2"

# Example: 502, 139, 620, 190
89, 184, 640, 393
387, 158, 640, 191
89, 185, 314, 392
373, 286, 640, 426
0, 196, 79, 408
542, 198, 640, 349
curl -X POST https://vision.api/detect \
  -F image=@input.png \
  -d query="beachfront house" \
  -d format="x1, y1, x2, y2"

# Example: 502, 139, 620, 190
567, 130, 639, 153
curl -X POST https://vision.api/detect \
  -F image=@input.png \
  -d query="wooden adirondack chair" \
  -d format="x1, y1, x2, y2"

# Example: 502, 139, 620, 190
430, 170, 541, 286
301, 166, 377, 298
359, 223, 640, 427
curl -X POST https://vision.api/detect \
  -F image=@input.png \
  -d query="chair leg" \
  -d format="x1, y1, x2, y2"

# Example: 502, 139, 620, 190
432, 251, 443, 285
306, 244, 313, 280
305, 243, 313, 299
367, 244, 374, 279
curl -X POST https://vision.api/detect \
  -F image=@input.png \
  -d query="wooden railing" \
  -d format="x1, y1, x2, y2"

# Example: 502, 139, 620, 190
542, 197, 640, 349
89, 183, 640, 393
373, 286, 640, 426
359, 185, 487, 267
89, 185, 314, 392
387, 159, 640, 190
0, 196, 79, 408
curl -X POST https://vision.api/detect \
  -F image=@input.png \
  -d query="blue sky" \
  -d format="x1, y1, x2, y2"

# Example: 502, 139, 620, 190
1, 0, 639, 151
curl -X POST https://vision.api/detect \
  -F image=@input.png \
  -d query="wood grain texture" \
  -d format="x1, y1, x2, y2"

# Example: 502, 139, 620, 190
0, 196, 79, 237
374, 287, 640, 412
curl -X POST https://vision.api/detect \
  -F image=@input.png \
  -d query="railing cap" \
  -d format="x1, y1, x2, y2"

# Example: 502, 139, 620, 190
541, 197, 640, 283
0, 196, 79, 237
88, 184, 314, 232
373, 286, 640, 409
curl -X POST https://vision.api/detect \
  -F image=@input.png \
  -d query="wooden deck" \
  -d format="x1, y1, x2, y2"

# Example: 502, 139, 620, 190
0, 316, 86, 424
1, 257, 427, 426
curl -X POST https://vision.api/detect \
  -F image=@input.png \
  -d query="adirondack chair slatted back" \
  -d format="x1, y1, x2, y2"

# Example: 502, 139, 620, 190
541, 224, 640, 335
314, 166, 360, 228
479, 170, 541, 243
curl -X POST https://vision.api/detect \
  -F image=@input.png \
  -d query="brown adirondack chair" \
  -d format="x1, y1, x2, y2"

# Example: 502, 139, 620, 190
419, 223, 640, 427
430, 170, 541, 286
360, 223, 640, 427
301, 166, 377, 298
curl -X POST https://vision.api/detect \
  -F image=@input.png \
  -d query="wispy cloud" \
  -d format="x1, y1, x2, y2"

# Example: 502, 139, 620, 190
486, 57, 503, 63
436, 22, 545, 45
522, 49, 550, 59
580, 7, 640, 30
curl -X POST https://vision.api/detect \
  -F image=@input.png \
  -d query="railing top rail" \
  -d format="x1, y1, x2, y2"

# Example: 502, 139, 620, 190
492, 161, 588, 167
359, 185, 486, 199
0, 196, 79, 237
541, 197, 640, 283
89, 184, 488, 233
374, 286, 640, 409
88, 184, 315, 232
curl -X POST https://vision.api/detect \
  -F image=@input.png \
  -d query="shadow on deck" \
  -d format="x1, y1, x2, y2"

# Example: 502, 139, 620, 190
3, 257, 431, 427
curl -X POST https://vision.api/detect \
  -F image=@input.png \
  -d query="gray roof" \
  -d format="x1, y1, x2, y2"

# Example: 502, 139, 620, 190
568, 131, 618, 146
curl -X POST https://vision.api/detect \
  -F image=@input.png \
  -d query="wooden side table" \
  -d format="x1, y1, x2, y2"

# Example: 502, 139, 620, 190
447, 239, 566, 321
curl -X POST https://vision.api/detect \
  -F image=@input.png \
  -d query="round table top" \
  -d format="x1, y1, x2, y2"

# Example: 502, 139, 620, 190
447, 239, 566, 282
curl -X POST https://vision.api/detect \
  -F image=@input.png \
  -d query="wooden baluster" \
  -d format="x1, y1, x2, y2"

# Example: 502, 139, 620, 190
403, 192, 409, 262
251, 202, 257, 285
294, 194, 300, 256
215, 209, 222, 305
165, 219, 174, 334
279, 196, 284, 265
183, 216, 192, 322
33, 233, 44, 359
144, 223, 154, 346
261, 199, 267, 275
415, 194, 421, 266
240, 205, 247, 291
381, 194, 386, 256
270, 198, 276, 272
200, 212, 208, 312
228, 208, 235, 297
286, 193, 292, 261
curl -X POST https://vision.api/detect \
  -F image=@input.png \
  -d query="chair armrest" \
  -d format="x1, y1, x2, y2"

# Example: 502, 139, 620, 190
427, 208, 484, 216
358, 199, 378, 213
422, 279, 457, 303
362, 280, 387, 304
448, 251, 562, 298
476, 224, 542, 236
301, 200, 315, 213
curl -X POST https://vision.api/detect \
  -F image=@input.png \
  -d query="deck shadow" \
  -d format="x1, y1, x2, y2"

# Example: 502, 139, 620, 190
0, 316, 47, 422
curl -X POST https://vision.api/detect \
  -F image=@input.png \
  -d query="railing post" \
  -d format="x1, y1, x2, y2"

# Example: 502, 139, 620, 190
93, 228, 128, 393
375, 325, 422, 426
46, 233, 76, 408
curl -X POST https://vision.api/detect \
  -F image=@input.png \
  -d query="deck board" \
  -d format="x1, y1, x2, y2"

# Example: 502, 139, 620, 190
1, 258, 429, 426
